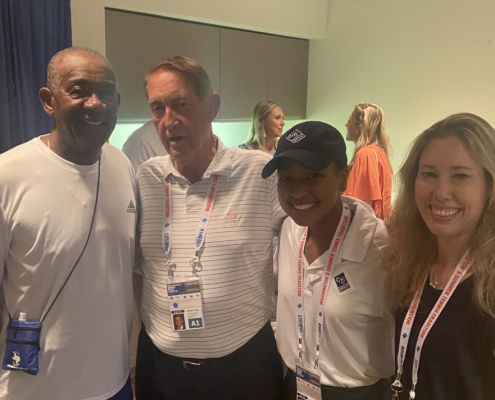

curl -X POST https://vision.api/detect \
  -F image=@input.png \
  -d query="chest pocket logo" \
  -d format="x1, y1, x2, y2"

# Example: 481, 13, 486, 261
334, 273, 351, 293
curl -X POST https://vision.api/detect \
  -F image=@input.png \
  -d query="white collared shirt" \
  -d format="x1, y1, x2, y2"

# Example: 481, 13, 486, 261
276, 196, 395, 387
136, 139, 285, 358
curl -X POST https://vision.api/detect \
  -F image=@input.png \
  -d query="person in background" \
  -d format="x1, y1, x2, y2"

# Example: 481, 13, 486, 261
122, 119, 167, 171
0, 47, 136, 400
239, 100, 285, 155
343, 103, 393, 220
262, 121, 394, 400
135, 55, 285, 400
383, 113, 495, 400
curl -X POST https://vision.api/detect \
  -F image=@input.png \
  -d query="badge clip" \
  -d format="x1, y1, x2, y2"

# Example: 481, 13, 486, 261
314, 345, 320, 369
409, 383, 416, 400
166, 260, 177, 278
190, 256, 202, 277
391, 374, 404, 399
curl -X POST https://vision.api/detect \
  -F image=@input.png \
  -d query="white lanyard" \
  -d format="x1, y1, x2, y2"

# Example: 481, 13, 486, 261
162, 174, 220, 277
296, 205, 351, 369
392, 249, 472, 399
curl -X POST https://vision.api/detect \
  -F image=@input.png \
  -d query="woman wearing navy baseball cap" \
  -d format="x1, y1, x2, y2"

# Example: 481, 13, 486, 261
263, 121, 394, 400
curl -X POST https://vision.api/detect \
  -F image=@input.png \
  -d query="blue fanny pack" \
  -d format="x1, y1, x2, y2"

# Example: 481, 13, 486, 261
2, 319, 42, 375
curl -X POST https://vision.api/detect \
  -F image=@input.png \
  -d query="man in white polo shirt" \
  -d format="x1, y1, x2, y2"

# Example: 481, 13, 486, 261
135, 55, 285, 400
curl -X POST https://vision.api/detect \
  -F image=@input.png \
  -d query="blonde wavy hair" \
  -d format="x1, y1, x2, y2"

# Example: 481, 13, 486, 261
350, 103, 391, 164
382, 113, 495, 317
246, 100, 281, 153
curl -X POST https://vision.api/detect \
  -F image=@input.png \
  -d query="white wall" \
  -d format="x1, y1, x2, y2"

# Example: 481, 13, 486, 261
307, 0, 495, 174
71, 0, 328, 55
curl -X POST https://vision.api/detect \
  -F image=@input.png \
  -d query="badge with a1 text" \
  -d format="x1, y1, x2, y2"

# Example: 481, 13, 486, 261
167, 277, 205, 331
296, 363, 321, 400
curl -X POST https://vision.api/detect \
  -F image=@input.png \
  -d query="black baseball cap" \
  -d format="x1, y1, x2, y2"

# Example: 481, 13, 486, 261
261, 121, 347, 178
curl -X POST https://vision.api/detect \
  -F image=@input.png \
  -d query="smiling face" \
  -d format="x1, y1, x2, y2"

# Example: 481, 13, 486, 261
415, 136, 490, 246
147, 69, 219, 168
263, 106, 285, 139
277, 159, 347, 229
41, 52, 119, 161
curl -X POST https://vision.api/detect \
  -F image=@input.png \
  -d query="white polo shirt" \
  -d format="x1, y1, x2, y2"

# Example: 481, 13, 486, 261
276, 196, 394, 387
136, 139, 285, 359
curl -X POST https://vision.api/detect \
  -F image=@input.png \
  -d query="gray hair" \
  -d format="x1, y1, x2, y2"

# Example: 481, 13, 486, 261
46, 46, 111, 91
144, 55, 213, 102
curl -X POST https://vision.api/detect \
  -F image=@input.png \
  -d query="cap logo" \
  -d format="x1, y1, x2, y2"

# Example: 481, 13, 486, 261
286, 129, 305, 143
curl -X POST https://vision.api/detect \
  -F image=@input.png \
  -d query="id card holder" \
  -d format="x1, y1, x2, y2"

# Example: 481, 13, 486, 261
167, 277, 205, 331
295, 362, 322, 400
2, 318, 42, 375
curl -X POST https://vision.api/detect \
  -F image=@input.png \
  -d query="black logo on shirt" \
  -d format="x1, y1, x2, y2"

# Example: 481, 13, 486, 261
334, 273, 350, 292
127, 201, 137, 213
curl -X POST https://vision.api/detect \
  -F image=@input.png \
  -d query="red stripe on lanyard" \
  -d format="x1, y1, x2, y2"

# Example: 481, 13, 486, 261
394, 249, 472, 398
165, 178, 171, 218
295, 205, 351, 368
297, 230, 307, 298
205, 175, 219, 212
319, 218, 347, 306
162, 174, 220, 275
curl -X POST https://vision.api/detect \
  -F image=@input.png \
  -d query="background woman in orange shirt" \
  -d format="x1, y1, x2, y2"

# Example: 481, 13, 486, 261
343, 103, 393, 220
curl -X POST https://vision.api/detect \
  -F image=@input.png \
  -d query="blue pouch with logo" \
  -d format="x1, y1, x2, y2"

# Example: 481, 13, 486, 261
2, 319, 42, 375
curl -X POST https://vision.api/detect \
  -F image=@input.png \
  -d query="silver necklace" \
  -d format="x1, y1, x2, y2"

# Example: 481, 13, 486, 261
429, 265, 439, 289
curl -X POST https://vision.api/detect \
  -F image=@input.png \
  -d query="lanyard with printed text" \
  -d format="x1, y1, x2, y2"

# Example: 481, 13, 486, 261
296, 205, 351, 369
162, 174, 220, 277
392, 249, 472, 399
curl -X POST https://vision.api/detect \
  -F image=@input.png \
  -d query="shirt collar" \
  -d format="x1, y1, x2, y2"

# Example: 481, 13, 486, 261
163, 137, 233, 184
203, 139, 232, 179
339, 196, 379, 263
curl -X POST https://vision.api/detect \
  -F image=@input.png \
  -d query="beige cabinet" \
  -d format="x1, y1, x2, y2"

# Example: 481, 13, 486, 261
220, 29, 308, 119
105, 9, 308, 120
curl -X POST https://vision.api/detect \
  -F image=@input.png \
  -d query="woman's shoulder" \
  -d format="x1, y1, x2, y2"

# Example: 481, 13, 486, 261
355, 145, 392, 170
356, 144, 384, 156
351, 146, 377, 164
